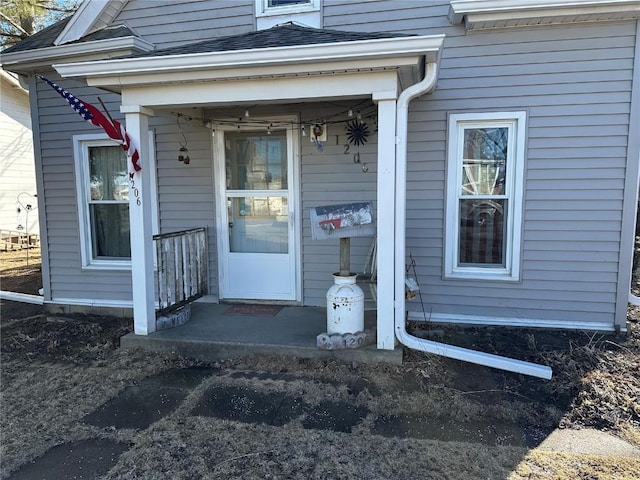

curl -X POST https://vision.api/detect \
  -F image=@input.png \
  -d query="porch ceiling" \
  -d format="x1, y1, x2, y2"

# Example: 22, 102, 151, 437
53, 26, 444, 107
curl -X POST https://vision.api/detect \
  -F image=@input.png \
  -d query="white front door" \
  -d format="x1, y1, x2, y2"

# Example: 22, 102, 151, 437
214, 123, 299, 301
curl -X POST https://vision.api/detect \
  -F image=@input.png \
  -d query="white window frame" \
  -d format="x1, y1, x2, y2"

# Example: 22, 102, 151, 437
445, 111, 526, 281
73, 132, 158, 270
255, 0, 321, 29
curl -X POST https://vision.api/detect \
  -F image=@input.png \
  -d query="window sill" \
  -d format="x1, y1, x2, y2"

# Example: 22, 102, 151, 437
445, 269, 520, 282
256, 6, 319, 17
82, 261, 132, 271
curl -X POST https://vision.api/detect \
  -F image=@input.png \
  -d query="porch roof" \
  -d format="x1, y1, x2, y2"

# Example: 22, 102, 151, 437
121, 23, 414, 58
52, 24, 444, 101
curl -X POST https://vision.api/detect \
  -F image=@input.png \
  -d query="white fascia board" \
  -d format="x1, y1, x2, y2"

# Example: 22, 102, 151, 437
54, 0, 111, 46
1, 36, 155, 74
53, 34, 444, 85
449, 0, 640, 24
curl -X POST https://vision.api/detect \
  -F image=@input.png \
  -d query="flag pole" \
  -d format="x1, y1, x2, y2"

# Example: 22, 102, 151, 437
97, 97, 122, 139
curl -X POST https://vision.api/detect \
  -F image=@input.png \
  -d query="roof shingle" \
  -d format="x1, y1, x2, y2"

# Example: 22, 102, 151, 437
127, 23, 412, 58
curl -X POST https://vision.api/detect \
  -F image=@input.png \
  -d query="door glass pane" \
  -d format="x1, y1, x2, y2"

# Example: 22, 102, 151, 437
225, 131, 287, 190
459, 199, 506, 266
228, 196, 288, 253
461, 128, 507, 196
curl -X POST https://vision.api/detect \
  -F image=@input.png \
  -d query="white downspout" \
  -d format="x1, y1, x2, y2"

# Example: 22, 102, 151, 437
394, 61, 552, 380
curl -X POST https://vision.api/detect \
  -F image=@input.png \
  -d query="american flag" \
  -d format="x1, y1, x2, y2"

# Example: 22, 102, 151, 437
39, 76, 141, 177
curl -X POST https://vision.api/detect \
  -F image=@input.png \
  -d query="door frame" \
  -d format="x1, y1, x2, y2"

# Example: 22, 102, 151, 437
212, 115, 302, 302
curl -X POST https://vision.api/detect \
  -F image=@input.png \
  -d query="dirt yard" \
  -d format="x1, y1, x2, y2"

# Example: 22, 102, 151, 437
1, 248, 639, 479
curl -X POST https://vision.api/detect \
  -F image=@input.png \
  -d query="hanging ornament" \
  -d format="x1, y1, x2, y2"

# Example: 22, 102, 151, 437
346, 120, 369, 146
346, 120, 370, 172
177, 115, 190, 164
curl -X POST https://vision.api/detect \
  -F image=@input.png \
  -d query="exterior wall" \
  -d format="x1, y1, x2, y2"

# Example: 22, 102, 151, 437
299, 106, 378, 306
412, 21, 634, 328
114, 0, 254, 49
153, 114, 218, 298
199, 103, 378, 306
0, 73, 38, 235
27, 0, 636, 329
327, 0, 634, 328
35, 73, 132, 304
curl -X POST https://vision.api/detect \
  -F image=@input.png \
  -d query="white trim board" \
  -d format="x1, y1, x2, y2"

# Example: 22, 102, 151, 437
1, 37, 154, 75
48, 297, 133, 308
407, 311, 620, 332
54, 34, 444, 91
54, 0, 128, 46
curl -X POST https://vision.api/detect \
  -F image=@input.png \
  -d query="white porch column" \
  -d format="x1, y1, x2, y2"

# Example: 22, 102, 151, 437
121, 105, 156, 335
374, 92, 398, 350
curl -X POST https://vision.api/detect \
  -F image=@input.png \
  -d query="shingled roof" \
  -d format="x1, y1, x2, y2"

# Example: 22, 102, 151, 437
2, 18, 137, 54
126, 23, 413, 59
2, 17, 70, 53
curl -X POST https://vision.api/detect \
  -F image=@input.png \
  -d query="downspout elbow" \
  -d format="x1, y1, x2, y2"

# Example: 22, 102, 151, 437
393, 59, 553, 380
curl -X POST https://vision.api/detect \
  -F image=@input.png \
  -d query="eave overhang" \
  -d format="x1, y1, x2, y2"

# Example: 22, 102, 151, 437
53, 34, 445, 93
449, 0, 640, 30
1, 36, 155, 75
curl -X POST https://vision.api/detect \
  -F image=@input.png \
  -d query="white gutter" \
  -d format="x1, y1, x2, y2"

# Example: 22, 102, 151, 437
0, 290, 44, 305
0, 36, 155, 73
54, 35, 442, 80
393, 61, 552, 380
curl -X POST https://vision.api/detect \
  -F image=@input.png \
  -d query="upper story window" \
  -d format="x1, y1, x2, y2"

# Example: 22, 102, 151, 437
445, 112, 526, 281
255, 0, 321, 29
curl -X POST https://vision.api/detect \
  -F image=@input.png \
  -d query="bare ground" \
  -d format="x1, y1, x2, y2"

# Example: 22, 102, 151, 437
1, 248, 639, 479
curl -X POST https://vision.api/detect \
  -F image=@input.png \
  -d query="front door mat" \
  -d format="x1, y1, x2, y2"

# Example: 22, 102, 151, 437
224, 304, 283, 316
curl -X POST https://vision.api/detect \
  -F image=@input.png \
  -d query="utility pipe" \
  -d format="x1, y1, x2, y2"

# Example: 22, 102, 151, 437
0, 290, 44, 305
393, 61, 553, 380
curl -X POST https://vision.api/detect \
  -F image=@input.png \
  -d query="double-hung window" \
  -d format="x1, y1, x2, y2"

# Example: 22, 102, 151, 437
74, 135, 131, 269
445, 112, 526, 281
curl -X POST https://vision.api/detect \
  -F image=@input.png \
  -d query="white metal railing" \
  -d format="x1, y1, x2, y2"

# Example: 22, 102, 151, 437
153, 227, 207, 315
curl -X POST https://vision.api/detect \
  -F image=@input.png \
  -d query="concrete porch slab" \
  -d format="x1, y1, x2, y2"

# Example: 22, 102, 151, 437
120, 303, 402, 365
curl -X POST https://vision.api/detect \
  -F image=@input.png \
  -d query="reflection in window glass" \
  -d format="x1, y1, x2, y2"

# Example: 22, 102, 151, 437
225, 131, 287, 191
228, 196, 288, 253
459, 199, 506, 266
457, 127, 509, 266
461, 128, 507, 196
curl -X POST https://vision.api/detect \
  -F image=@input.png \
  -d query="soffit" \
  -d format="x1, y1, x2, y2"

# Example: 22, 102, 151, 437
449, 0, 640, 30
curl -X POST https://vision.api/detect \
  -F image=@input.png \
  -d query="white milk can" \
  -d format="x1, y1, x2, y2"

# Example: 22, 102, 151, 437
326, 274, 364, 334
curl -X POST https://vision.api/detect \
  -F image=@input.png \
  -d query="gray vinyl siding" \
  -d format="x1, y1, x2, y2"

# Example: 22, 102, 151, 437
36, 74, 132, 302
323, 1, 633, 326
31, 0, 636, 327
324, 0, 452, 33
114, 0, 254, 50
300, 112, 378, 306
409, 22, 634, 325
152, 117, 218, 297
